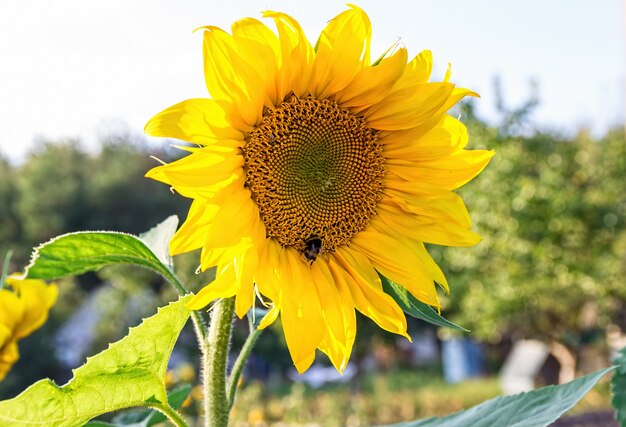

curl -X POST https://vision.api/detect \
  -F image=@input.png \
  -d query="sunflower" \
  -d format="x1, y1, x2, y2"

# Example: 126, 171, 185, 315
146, 5, 493, 373
0, 275, 58, 380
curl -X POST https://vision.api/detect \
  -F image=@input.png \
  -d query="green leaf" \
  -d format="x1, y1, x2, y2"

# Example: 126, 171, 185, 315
0, 296, 191, 427
380, 275, 467, 331
145, 384, 191, 426
85, 384, 192, 427
139, 215, 179, 270
25, 220, 179, 287
83, 423, 116, 427
387, 367, 614, 427
611, 345, 626, 426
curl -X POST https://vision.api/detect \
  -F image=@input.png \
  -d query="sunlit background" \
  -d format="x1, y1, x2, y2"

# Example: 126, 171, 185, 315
0, 1, 625, 426
0, 0, 623, 161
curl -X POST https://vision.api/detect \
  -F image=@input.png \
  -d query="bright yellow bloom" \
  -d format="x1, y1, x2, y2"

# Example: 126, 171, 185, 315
146, 6, 493, 372
0, 275, 58, 380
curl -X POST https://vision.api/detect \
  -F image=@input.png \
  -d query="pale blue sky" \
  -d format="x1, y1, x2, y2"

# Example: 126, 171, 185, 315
0, 0, 623, 162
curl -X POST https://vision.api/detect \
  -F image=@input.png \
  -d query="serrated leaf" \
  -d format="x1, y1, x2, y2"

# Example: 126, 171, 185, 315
145, 384, 191, 426
380, 275, 467, 331
0, 296, 191, 427
611, 345, 626, 426
139, 216, 179, 270
85, 384, 192, 427
25, 230, 178, 287
386, 367, 614, 427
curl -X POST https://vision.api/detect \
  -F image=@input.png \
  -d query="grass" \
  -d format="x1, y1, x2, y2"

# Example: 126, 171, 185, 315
174, 366, 615, 426
228, 369, 502, 427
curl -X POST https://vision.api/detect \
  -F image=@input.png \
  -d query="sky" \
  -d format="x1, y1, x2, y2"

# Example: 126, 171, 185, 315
0, 0, 623, 163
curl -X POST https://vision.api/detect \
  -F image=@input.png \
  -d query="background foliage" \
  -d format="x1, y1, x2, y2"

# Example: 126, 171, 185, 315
435, 102, 626, 367
0, 99, 625, 423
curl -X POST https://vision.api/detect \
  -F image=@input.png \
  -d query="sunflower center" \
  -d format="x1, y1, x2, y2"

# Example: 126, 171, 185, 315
243, 96, 384, 257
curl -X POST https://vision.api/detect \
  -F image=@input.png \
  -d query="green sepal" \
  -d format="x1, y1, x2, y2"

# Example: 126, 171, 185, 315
380, 274, 467, 331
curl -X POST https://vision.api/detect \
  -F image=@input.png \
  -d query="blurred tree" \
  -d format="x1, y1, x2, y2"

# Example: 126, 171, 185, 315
436, 120, 626, 375
12, 141, 88, 261
0, 154, 20, 261
493, 76, 540, 137
83, 134, 190, 234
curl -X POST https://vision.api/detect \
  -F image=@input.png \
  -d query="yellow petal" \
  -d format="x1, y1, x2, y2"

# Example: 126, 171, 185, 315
366, 216, 453, 294
0, 324, 10, 349
310, 261, 346, 370
309, 5, 371, 98
186, 263, 237, 310
383, 180, 472, 227
233, 17, 280, 58
201, 26, 264, 128
382, 115, 468, 159
170, 199, 217, 255
376, 193, 482, 247
332, 248, 408, 338
294, 351, 316, 374
233, 249, 259, 319
406, 50, 433, 84
336, 48, 408, 111
279, 247, 324, 372
200, 190, 265, 269
388, 148, 495, 190
145, 149, 243, 198
369, 49, 433, 104
411, 88, 479, 136
314, 260, 356, 372
144, 98, 244, 145
413, 242, 450, 293
10, 279, 58, 339
350, 230, 440, 307
168, 175, 249, 256
258, 304, 280, 330
0, 289, 24, 333
254, 238, 282, 302
231, 18, 280, 107
0, 340, 19, 381
365, 82, 455, 130
263, 10, 314, 98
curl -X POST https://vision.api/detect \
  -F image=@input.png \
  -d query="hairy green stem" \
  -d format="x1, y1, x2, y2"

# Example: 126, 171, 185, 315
152, 402, 189, 427
0, 250, 13, 288
227, 317, 262, 409
166, 270, 208, 343
202, 297, 235, 427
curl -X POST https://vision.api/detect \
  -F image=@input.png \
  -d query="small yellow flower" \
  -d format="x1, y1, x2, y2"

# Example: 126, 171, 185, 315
146, 6, 492, 373
178, 362, 196, 382
0, 275, 58, 381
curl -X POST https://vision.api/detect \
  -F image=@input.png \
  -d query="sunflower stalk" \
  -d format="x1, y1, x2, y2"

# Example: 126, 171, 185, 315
0, 250, 13, 289
202, 297, 235, 427
152, 402, 189, 427
227, 315, 262, 409
167, 271, 209, 343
